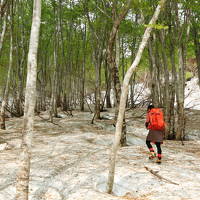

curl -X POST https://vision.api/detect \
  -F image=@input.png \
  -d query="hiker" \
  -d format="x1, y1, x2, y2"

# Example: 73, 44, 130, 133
145, 104, 165, 164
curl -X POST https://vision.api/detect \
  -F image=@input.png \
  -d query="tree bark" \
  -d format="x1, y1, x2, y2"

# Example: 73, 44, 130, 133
107, 0, 131, 111
94, 52, 102, 119
15, 0, 41, 199
105, 59, 112, 108
107, 0, 166, 193
80, 23, 87, 111
174, 5, 189, 140
107, 0, 131, 146
176, 44, 186, 140
168, 32, 176, 139
159, 30, 170, 137
85, 1, 105, 120
192, 23, 200, 86
49, 2, 59, 121
15, 1, 26, 116
167, 1, 177, 139
0, 4, 12, 129
0, 12, 7, 55
148, 38, 159, 106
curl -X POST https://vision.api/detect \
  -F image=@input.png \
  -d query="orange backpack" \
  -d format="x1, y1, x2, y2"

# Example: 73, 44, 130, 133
147, 108, 165, 130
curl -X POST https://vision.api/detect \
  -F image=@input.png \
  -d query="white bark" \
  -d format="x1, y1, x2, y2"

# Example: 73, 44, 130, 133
15, 0, 41, 200
0, 14, 7, 54
107, 0, 167, 193
0, 15, 12, 129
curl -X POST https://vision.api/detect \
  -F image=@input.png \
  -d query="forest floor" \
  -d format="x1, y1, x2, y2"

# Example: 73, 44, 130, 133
0, 108, 200, 200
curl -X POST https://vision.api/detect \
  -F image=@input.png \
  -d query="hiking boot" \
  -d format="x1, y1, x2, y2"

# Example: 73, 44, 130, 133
149, 152, 156, 160
156, 158, 161, 164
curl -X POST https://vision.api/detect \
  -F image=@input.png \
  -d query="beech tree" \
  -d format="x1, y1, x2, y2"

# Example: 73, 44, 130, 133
106, 0, 132, 146
107, 0, 167, 193
15, 0, 41, 199
0, 1, 12, 129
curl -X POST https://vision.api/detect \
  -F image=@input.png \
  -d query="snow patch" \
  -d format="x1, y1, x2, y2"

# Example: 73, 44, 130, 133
185, 77, 200, 110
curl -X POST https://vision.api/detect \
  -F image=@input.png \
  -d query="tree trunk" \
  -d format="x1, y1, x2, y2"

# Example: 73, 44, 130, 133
49, 3, 59, 121
0, 12, 7, 55
159, 30, 170, 137
154, 33, 163, 106
107, 0, 131, 111
107, 0, 131, 146
85, 1, 105, 120
174, 4, 189, 140
107, 0, 166, 193
105, 59, 112, 108
94, 51, 101, 119
49, 45, 58, 121
0, 0, 9, 18
176, 45, 186, 140
130, 72, 136, 108
148, 38, 159, 106
168, 33, 177, 139
0, 5, 12, 129
192, 24, 200, 86
15, 1, 41, 199
15, 1, 26, 116
167, 1, 177, 139
80, 23, 87, 111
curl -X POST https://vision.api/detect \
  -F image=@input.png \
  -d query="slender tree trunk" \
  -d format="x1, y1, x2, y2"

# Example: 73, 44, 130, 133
80, 23, 86, 111
176, 44, 186, 140
130, 72, 136, 108
0, 13, 7, 55
159, 30, 170, 137
15, 1, 41, 199
115, 31, 120, 71
15, 1, 26, 116
0, 5, 12, 129
168, 34, 176, 139
154, 33, 163, 106
174, 5, 189, 140
0, 0, 9, 19
167, 1, 177, 139
107, 0, 131, 111
107, 0, 131, 146
49, 54, 58, 121
148, 38, 159, 106
107, 0, 166, 193
192, 25, 200, 86
105, 59, 112, 108
130, 36, 137, 108
94, 51, 101, 119
49, 4, 59, 121
85, 1, 105, 120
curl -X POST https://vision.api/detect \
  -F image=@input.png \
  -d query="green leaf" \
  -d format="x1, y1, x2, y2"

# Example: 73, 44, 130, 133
144, 23, 168, 30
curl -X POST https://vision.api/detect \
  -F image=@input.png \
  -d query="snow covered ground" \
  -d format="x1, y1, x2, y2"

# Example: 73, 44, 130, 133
185, 77, 200, 110
0, 77, 200, 200
94, 77, 200, 110
0, 108, 200, 200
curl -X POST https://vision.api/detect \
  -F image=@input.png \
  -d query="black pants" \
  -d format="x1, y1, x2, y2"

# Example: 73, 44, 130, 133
146, 140, 162, 155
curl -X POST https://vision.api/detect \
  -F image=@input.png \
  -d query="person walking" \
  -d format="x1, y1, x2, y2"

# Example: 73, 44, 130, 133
145, 104, 165, 164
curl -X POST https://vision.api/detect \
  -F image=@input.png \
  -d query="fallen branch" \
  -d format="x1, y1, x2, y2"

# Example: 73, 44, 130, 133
62, 110, 73, 117
144, 166, 179, 185
37, 114, 63, 128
